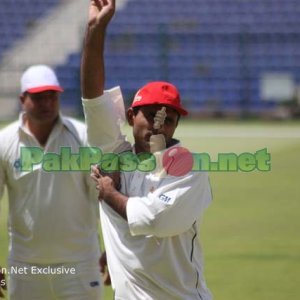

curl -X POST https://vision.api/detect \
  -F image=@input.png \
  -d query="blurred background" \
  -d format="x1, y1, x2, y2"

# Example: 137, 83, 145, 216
0, 0, 300, 120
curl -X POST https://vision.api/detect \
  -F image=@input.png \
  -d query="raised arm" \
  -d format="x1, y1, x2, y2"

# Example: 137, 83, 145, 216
81, 0, 115, 99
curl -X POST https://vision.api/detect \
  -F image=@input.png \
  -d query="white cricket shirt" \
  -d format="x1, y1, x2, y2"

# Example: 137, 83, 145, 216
0, 113, 100, 264
83, 87, 212, 300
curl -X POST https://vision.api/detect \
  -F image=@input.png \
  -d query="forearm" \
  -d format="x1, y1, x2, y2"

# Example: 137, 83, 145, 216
81, 24, 106, 99
81, 0, 115, 99
127, 173, 212, 237
102, 190, 128, 220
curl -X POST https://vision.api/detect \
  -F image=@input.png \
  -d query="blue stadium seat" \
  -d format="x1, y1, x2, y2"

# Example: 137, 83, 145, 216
49, 0, 300, 114
0, 0, 60, 60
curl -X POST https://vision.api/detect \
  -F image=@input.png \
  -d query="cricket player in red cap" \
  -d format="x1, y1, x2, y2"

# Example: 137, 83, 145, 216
82, 0, 212, 299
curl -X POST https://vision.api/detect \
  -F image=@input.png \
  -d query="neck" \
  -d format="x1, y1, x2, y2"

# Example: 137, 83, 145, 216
24, 117, 58, 146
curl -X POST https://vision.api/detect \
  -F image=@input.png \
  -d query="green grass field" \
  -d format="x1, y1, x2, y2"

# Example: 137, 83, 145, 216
1, 120, 300, 299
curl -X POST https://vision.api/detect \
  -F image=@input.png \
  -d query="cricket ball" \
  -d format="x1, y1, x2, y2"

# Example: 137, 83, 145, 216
162, 146, 194, 176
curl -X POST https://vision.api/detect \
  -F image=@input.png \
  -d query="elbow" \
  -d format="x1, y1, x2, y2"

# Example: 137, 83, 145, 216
129, 216, 183, 238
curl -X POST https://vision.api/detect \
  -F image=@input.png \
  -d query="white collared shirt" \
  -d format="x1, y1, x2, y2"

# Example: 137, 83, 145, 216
0, 113, 100, 263
83, 87, 212, 300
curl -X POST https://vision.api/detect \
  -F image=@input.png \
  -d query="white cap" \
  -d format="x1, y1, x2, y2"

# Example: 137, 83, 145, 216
21, 65, 63, 94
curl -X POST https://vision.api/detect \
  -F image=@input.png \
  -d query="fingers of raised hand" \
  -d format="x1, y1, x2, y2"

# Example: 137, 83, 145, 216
93, 0, 103, 9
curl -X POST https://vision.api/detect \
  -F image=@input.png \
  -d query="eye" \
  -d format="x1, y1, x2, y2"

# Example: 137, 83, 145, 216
30, 95, 42, 101
145, 112, 155, 120
165, 117, 175, 125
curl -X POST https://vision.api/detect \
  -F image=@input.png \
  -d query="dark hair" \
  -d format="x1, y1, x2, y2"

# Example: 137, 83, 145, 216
132, 107, 140, 116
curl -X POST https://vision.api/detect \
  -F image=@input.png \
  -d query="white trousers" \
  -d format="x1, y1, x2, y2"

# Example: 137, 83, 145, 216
8, 259, 102, 300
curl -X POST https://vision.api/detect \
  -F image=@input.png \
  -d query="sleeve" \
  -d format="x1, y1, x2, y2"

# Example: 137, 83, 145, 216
126, 172, 212, 238
82, 86, 131, 153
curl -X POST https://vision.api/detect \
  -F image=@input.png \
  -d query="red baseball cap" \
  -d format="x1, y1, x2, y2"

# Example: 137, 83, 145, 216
21, 65, 63, 94
131, 81, 188, 116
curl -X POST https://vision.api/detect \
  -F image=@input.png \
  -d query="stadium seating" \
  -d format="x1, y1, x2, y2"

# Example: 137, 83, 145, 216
102, 0, 300, 114
0, 0, 60, 59
3, 0, 298, 115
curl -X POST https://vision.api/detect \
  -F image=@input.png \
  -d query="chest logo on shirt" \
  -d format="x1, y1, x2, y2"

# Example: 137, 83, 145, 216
159, 194, 172, 203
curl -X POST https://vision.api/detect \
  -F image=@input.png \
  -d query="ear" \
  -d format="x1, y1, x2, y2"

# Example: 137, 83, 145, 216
19, 94, 26, 106
126, 108, 135, 127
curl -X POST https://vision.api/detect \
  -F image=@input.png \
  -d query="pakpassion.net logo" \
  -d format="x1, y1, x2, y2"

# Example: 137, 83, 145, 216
15, 146, 271, 176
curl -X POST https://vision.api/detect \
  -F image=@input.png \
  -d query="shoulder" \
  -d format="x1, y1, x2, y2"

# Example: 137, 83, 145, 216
186, 171, 211, 189
61, 116, 87, 141
160, 171, 212, 205
164, 170, 210, 188
0, 121, 19, 158
62, 116, 86, 130
0, 121, 19, 143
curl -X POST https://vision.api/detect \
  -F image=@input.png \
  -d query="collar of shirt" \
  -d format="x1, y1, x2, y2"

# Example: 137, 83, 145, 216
17, 112, 71, 148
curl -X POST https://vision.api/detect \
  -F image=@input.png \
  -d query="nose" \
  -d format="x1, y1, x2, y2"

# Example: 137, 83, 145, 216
40, 95, 56, 107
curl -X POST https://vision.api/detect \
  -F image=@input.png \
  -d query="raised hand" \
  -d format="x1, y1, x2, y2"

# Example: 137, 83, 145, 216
82, 0, 115, 98
88, 0, 115, 27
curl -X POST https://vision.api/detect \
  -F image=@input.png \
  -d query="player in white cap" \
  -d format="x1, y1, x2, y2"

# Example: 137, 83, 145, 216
0, 65, 105, 299
81, 1, 213, 299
